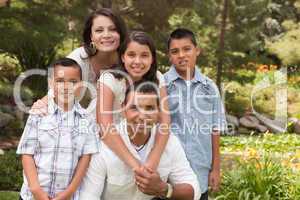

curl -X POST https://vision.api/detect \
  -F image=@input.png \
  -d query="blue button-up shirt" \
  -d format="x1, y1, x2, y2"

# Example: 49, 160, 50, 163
164, 66, 227, 192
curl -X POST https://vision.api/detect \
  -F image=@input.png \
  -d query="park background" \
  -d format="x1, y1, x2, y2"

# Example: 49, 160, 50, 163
0, 0, 299, 199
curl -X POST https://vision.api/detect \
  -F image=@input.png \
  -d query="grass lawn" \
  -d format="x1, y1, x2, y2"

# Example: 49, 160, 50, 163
0, 191, 19, 200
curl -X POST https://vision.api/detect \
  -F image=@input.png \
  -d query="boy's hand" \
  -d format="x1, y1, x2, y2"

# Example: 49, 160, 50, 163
208, 168, 221, 192
31, 186, 50, 200
52, 191, 71, 200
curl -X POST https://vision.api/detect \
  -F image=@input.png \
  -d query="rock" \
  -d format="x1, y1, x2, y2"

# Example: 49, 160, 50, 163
257, 124, 268, 133
0, 141, 14, 150
225, 123, 237, 135
239, 115, 259, 129
294, 121, 300, 134
288, 118, 299, 124
0, 111, 15, 128
0, 149, 4, 155
238, 127, 252, 135
226, 114, 239, 128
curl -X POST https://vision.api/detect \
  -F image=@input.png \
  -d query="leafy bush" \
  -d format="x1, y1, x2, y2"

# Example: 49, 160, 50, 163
0, 150, 23, 191
0, 191, 19, 200
215, 154, 299, 200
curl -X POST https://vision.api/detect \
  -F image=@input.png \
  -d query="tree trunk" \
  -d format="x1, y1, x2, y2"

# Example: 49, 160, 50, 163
216, 0, 229, 91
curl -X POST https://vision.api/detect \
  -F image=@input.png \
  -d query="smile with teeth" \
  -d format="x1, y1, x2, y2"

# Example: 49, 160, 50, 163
100, 40, 115, 45
178, 60, 188, 65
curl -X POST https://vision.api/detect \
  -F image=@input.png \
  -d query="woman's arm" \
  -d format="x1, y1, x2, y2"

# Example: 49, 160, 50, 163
97, 82, 140, 170
30, 95, 48, 115
145, 85, 171, 170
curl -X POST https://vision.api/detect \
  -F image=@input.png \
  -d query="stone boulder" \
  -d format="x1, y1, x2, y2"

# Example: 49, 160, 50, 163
294, 120, 300, 134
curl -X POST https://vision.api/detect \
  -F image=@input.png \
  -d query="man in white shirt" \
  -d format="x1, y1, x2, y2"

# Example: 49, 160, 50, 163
79, 82, 201, 200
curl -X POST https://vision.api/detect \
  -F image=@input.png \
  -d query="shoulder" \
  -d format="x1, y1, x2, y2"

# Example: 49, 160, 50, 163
163, 67, 176, 86
98, 71, 125, 94
165, 134, 183, 153
201, 75, 219, 95
67, 47, 88, 66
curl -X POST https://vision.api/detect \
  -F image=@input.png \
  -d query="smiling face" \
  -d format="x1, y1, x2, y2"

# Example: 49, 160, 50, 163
50, 65, 82, 109
168, 38, 200, 74
121, 41, 153, 81
124, 91, 159, 135
90, 15, 120, 52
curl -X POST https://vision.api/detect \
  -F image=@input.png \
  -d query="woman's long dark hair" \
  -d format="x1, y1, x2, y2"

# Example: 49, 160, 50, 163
82, 8, 127, 57
112, 31, 158, 83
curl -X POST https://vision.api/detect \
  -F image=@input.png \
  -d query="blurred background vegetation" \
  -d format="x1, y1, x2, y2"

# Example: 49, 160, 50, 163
0, 1, 299, 199
0, 0, 299, 114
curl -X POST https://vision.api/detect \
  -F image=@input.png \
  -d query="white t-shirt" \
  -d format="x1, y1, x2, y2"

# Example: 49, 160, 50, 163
91, 71, 165, 123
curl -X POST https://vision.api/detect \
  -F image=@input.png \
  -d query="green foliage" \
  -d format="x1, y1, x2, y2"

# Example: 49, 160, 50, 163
266, 20, 300, 66
0, 81, 33, 104
221, 134, 300, 153
224, 81, 252, 117
215, 154, 298, 200
0, 191, 19, 200
0, 1, 68, 71
0, 150, 23, 191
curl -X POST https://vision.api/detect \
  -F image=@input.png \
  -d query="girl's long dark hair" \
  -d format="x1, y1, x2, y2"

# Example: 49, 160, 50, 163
111, 31, 158, 84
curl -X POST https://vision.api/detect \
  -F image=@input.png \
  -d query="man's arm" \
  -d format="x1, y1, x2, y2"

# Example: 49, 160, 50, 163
135, 168, 195, 200
53, 155, 91, 200
135, 136, 201, 200
22, 155, 50, 200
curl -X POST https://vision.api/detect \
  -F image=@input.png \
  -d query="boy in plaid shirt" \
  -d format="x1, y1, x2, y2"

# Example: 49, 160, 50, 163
17, 58, 100, 200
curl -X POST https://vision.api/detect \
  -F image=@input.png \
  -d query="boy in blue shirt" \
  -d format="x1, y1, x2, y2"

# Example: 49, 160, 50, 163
164, 28, 227, 200
17, 58, 100, 200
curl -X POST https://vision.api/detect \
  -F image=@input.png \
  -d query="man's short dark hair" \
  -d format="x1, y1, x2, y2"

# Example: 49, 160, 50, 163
167, 28, 197, 50
124, 81, 160, 106
48, 57, 82, 80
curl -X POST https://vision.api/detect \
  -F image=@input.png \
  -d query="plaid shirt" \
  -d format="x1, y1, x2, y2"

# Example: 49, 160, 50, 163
17, 100, 100, 200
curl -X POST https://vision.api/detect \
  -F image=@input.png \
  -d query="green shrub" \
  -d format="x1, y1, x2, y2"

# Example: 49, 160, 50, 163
0, 150, 23, 191
214, 154, 299, 200
0, 191, 19, 200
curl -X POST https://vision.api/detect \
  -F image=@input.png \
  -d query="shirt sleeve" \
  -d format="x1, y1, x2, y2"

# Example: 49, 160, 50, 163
210, 82, 227, 132
156, 71, 166, 88
98, 72, 118, 95
79, 153, 106, 200
82, 118, 101, 155
168, 136, 201, 200
16, 115, 39, 155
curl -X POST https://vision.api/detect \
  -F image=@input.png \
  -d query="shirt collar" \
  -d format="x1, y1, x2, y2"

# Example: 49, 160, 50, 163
167, 65, 207, 85
48, 95, 86, 117
118, 119, 156, 158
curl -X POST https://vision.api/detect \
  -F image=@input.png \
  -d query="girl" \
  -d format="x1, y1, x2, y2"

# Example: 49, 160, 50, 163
97, 31, 170, 170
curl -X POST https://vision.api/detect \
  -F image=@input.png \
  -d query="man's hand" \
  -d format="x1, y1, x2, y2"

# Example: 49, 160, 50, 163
134, 167, 167, 196
31, 186, 50, 200
208, 168, 221, 192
